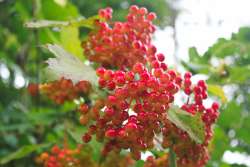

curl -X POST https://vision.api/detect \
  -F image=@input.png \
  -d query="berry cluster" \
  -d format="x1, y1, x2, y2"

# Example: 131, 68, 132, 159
81, 62, 183, 160
81, 61, 219, 166
82, 5, 157, 69
160, 73, 220, 166
36, 145, 82, 167
80, 6, 220, 166
39, 78, 91, 104
37, 145, 135, 167
144, 155, 168, 167
34, 5, 220, 167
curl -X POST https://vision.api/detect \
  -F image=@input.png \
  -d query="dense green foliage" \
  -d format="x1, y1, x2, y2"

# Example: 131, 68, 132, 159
183, 27, 250, 167
0, 0, 249, 167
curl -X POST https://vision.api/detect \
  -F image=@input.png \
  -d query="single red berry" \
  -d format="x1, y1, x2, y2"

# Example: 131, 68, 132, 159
139, 7, 148, 15
140, 72, 150, 81
151, 60, 160, 68
132, 41, 142, 49
108, 95, 117, 104
98, 78, 107, 88
129, 5, 139, 13
79, 104, 89, 114
133, 63, 144, 74
168, 70, 176, 79
147, 12, 157, 21
51, 145, 60, 154
104, 107, 115, 116
160, 62, 168, 71
212, 102, 219, 111
184, 72, 192, 78
125, 71, 135, 81
184, 78, 192, 87
105, 129, 117, 138
107, 81, 116, 90
126, 122, 138, 131
82, 133, 92, 143
153, 68, 163, 78
184, 87, 192, 95
104, 70, 114, 81
156, 53, 165, 62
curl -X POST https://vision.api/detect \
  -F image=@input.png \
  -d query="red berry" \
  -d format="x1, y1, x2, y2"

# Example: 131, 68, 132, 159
184, 72, 192, 78
147, 12, 157, 21
105, 129, 117, 138
129, 5, 139, 13
82, 133, 92, 143
151, 60, 160, 68
160, 62, 168, 71
132, 41, 142, 49
139, 7, 148, 15
104, 107, 115, 116
133, 63, 144, 73
126, 122, 138, 131
212, 102, 219, 111
79, 104, 89, 114
107, 81, 116, 90
157, 53, 165, 62
125, 71, 135, 81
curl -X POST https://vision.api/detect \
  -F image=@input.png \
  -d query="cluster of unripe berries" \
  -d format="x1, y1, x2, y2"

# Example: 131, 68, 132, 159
37, 145, 135, 167
39, 78, 91, 104
36, 145, 82, 167
82, 5, 157, 69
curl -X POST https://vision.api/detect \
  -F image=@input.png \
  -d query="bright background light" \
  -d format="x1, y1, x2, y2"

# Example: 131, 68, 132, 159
154, 0, 250, 166
154, 0, 250, 66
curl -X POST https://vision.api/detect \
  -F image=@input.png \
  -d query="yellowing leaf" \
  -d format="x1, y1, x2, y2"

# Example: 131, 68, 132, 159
60, 27, 83, 59
208, 84, 227, 103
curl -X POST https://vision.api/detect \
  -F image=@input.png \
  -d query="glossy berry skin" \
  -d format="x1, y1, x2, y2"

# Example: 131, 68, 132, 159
82, 6, 157, 69
36, 5, 220, 167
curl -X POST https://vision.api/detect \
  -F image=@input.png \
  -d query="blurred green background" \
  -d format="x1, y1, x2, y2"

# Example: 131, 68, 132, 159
0, 0, 250, 166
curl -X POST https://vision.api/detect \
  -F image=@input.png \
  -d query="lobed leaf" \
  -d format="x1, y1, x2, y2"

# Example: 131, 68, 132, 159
167, 106, 205, 144
44, 44, 98, 85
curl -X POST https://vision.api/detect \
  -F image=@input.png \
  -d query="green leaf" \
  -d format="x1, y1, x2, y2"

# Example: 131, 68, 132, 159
44, 44, 98, 85
218, 101, 242, 129
135, 160, 145, 167
208, 39, 242, 58
24, 16, 100, 29
169, 148, 177, 167
41, 0, 78, 20
60, 27, 83, 59
0, 144, 50, 165
181, 60, 210, 74
228, 66, 250, 83
167, 106, 205, 144
207, 84, 227, 103
67, 128, 83, 144
188, 47, 207, 63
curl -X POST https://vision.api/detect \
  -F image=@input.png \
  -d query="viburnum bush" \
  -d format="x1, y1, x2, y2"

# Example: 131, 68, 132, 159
28, 5, 220, 167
